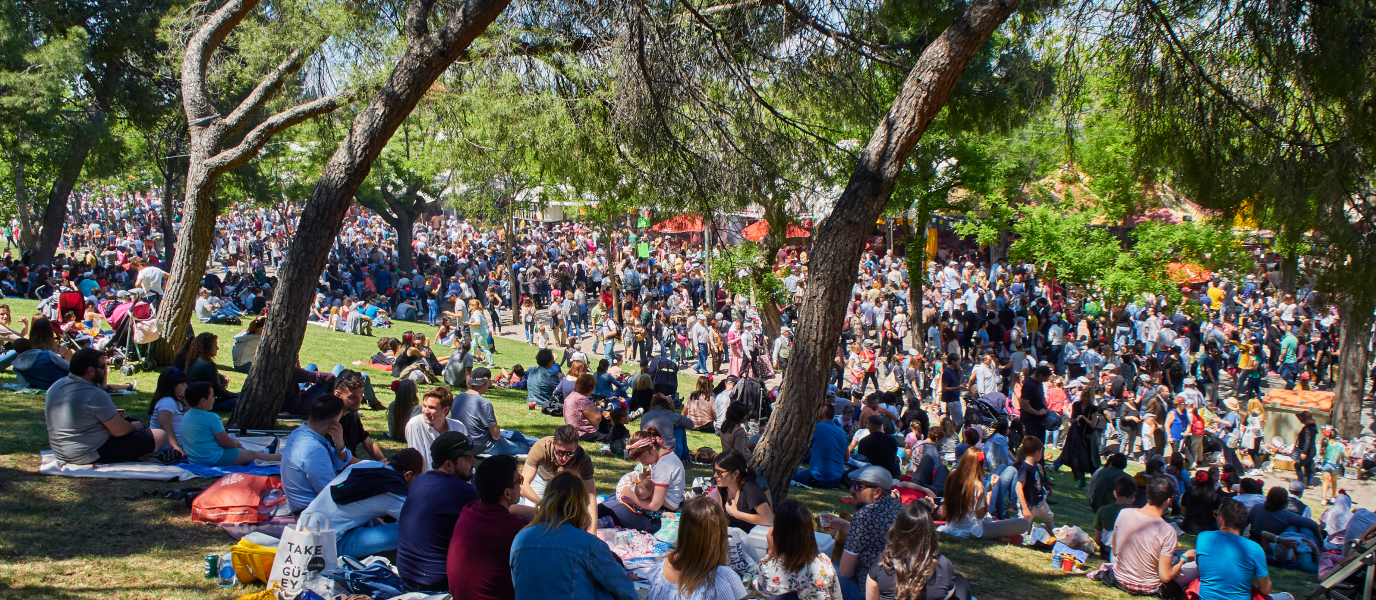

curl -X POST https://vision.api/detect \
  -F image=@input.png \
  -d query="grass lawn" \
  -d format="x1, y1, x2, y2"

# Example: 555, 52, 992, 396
0, 298, 1322, 599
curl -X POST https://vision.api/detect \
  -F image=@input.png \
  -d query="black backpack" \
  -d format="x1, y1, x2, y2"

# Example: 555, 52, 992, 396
731, 377, 766, 417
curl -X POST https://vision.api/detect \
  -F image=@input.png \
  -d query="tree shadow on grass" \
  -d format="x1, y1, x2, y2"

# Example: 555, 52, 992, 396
0, 583, 228, 600
0, 461, 225, 561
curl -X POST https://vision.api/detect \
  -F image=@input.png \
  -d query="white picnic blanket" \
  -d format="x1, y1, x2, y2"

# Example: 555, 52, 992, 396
39, 450, 197, 481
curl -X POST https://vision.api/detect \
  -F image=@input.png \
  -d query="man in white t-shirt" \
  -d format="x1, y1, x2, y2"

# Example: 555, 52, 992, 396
969, 352, 1000, 397
405, 387, 469, 472
135, 259, 167, 304
714, 377, 735, 430
1103, 475, 1195, 596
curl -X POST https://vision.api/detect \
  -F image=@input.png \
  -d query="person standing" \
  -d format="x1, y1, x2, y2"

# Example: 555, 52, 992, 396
939, 353, 966, 430
1292, 410, 1317, 489
1018, 365, 1052, 445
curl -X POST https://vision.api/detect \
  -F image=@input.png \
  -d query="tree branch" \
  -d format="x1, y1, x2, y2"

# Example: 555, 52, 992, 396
406, 0, 438, 40
221, 47, 312, 134
182, 0, 261, 122
207, 90, 353, 172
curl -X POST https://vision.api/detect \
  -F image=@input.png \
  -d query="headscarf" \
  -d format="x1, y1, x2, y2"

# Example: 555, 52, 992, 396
1322, 492, 1353, 534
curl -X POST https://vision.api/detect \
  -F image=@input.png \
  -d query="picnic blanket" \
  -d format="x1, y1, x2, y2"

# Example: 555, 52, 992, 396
38, 436, 283, 481
39, 450, 197, 481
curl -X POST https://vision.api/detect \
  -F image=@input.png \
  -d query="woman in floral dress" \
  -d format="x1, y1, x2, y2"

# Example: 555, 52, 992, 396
753, 499, 842, 600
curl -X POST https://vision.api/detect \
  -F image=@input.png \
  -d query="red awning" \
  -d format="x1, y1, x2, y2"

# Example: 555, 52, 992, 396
1165, 262, 1212, 284
649, 214, 703, 233
741, 220, 810, 242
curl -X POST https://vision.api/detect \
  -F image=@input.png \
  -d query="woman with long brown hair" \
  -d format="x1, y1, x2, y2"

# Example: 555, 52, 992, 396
866, 502, 970, 600
510, 472, 636, 600
753, 499, 841, 600
682, 376, 716, 432
184, 332, 238, 411
936, 448, 1031, 540
646, 496, 749, 600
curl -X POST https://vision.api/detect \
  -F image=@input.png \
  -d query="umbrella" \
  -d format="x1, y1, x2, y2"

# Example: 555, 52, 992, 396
1165, 262, 1212, 284
649, 214, 703, 234
741, 220, 810, 242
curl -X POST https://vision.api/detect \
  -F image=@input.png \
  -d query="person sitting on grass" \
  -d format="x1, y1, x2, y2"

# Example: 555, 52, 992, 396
524, 348, 560, 411
148, 366, 189, 459
1199, 498, 1296, 600
282, 395, 354, 513
300, 448, 423, 560
645, 496, 750, 600
180, 382, 282, 466
866, 501, 971, 600
406, 386, 469, 470
791, 403, 847, 489
565, 372, 614, 442
184, 332, 238, 412
230, 316, 264, 373
712, 450, 774, 530
447, 454, 532, 600
937, 448, 1031, 540
449, 367, 536, 456
830, 465, 904, 600
397, 431, 482, 592
510, 472, 637, 600
1099, 475, 1194, 597
334, 369, 385, 462
13, 336, 69, 391
44, 348, 171, 465
753, 499, 842, 600
1094, 476, 1136, 560
1247, 487, 1323, 573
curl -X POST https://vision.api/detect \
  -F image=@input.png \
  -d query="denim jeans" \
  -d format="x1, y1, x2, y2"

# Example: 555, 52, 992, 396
0, 349, 16, 372
697, 343, 709, 374
487, 431, 537, 455
337, 522, 399, 559
986, 465, 1018, 518
1279, 362, 1300, 390
428, 299, 438, 325
792, 468, 840, 489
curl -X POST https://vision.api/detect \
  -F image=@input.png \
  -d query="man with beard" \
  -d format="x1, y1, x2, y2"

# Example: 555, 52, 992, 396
45, 348, 170, 465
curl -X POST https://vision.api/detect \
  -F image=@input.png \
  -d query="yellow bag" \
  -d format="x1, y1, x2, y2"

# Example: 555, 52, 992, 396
230, 538, 278, 584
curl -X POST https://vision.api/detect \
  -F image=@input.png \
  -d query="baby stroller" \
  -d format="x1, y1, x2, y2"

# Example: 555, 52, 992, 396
105, 299, 160, 374
39, 290, 90, 351
965, 392, 1008, 427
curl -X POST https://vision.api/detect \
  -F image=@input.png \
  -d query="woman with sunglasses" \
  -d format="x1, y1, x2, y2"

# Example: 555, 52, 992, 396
712, 451, 772, 530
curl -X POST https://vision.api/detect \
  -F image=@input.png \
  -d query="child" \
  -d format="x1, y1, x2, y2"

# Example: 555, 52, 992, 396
607, 406, 631, 458
1094, 475, 1137, 560
1015, 436, 1055, 536
599, 472, 662, 532
181, 382, 282, 466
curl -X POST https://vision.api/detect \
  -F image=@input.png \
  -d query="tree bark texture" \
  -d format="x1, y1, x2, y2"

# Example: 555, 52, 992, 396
750, 0, 1022, 497
232, 0, 513, 429
153, 0, 353, 364
159, 170, 181, 263
32, 112, 103, 267
1332, 295, 1373, 438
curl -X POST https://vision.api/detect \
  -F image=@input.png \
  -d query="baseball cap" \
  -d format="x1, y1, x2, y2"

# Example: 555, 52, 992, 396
469, 366, 492, 387
1182, 377, 1196, 386
431, 431, 483, 466
850, 466, 895, 489
388, 448, 424, 474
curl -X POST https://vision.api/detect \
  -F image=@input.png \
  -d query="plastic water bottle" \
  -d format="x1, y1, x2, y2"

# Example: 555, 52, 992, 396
216, 553, 236, 587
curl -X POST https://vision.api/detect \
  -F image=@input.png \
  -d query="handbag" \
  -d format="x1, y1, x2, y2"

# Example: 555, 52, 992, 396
268, 514, 338, 598
1043, 410, 1063, 431
324, 556, 406, 600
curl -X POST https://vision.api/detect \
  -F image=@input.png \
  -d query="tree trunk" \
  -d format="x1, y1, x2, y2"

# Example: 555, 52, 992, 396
11, 154, 38, 250
750, 0, 1022, 497
160, 169, 181, 264
151, 166, 222, 364
232, 0, 513, 429
1331, 295, 1374, 438
392, 215, 415, 273
32, 113, 103, 266
1280, 253, 1298, 296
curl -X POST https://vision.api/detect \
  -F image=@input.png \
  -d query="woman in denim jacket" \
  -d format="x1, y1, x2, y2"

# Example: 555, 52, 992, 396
511, 472, 636, 600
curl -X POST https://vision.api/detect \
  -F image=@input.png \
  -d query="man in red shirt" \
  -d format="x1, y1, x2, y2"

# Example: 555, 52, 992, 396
446, 454, 532, 600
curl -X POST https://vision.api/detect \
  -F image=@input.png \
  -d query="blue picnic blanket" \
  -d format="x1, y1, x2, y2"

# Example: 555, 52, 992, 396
179, 462, 280, 478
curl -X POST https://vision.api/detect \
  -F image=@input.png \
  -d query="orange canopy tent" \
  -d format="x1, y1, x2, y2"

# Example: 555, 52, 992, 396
741, 220, 810, 242
649, 214, 703, 234
1165, 262, 1212, 284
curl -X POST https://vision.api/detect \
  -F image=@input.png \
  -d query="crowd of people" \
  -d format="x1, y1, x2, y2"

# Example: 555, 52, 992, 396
17, 187, 1376, 600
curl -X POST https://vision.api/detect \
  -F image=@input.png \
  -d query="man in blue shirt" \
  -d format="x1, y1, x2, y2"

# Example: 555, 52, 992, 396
524, 348, 559, 410
792, 404, 847, 488
397, 430, 482, 591
1198, 498, 1288, 600
281, 395, 353, 513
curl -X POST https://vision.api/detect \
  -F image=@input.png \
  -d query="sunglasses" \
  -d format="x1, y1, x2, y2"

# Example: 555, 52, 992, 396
851, 482, 880, 492
553, 449, 577, 459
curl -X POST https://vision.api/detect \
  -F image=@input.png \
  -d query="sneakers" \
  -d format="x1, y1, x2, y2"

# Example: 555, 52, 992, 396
153, 448, 184, 465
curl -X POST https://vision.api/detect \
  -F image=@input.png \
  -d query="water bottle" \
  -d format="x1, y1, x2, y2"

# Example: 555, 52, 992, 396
215, 553, 236, 587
